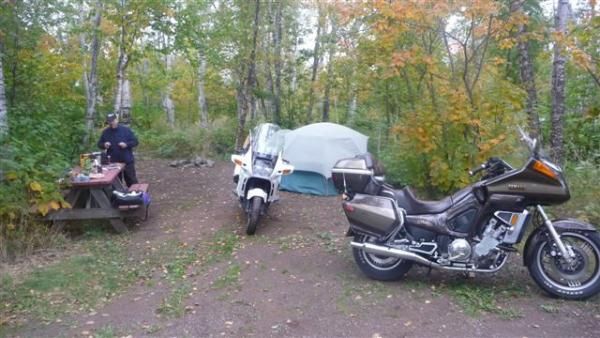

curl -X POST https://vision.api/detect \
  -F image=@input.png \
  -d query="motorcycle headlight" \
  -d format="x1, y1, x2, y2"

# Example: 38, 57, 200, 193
254, 165, 273, 177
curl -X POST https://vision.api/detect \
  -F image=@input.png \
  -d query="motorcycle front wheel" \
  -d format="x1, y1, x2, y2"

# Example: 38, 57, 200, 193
246, 196, 262, 235
528, 231, 600, 300
352, 234, 413, 281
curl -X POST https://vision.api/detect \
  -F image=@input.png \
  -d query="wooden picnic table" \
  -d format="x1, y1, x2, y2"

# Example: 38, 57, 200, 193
47, 163, 133, 233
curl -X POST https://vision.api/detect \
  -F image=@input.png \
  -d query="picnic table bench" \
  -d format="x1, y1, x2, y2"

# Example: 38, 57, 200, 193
46, 163, 150, 233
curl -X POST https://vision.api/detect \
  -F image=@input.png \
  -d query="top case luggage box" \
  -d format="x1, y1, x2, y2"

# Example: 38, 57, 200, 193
331, 153, 383, 195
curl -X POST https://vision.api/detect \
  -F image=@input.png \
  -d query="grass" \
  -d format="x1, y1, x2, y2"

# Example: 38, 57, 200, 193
540, 303, 560, 314
0, 233, 136, 328
94, 325, 118, 338
335, 271, 394, 316
0, 219, 69, 263
447, 282, 523, 319
212, 264, 241, 290
154, 241, 198, 319
202, 230, 240, 265
156, 229, 241, 318
0, 226, 243, 329
0, 228, 240, 330
156, 283, 192, 318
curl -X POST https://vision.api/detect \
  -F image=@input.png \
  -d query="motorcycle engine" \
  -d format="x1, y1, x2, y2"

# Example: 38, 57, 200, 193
448, 239, 471, 262
472, 218, 506, 268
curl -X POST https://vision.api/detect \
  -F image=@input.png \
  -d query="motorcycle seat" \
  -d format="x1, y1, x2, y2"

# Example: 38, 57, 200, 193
385, 186, 472, 215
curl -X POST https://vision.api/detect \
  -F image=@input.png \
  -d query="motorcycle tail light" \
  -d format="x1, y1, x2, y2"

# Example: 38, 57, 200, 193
342, 202, 355, 213
532, 160, 558, 180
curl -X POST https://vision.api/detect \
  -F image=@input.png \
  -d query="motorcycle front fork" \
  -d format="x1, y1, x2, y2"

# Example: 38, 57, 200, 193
536, 205, 575, 261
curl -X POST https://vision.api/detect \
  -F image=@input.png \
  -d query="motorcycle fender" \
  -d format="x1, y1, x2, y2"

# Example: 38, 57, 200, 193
522, 219, 597, 266
247, 188, 268, 202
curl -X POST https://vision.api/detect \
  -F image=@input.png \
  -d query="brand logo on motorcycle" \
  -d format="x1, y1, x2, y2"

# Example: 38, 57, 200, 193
507, 184, 525, 191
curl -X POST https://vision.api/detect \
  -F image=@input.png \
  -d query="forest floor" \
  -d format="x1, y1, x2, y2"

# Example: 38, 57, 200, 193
2, 158, 600, 338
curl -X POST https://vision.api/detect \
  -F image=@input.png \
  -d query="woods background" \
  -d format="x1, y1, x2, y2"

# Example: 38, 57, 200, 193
0, 0, 599, 258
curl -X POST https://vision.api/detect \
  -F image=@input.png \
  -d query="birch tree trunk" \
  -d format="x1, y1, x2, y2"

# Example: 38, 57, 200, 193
511, 0, 541, 141
273, 0, 283, 125
263, 0, 274, 120
235, 0, 260, 150
550, 0, 570, 165
113, 5, 131, 124
347, 82, 357, 123
114, 45, 127, 117
162, 53, 176, 128
322, 14, 337, 122
247, 0, 260, 119
235, 85, 249, 150
83, 0, 102, 147
197, 48, 209, 129
0, 42, 8, 140
306, 7, 324, 123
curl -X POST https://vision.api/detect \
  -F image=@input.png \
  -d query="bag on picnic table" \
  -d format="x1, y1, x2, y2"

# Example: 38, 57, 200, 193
112, 190, 150, 207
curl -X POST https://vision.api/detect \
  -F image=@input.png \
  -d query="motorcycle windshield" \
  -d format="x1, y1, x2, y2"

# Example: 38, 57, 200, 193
252, 123, 283, 158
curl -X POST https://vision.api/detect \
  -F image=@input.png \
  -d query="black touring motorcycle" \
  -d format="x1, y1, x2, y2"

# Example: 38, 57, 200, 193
332, 129, 600, 300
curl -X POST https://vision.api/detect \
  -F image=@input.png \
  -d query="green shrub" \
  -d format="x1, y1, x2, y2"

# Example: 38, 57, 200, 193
552, 161, 600, 225
1, 103, 83, 261
137, 116, 237, 159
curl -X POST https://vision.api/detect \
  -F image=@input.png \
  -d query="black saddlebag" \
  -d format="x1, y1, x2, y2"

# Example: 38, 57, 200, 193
343, 194, 401, 237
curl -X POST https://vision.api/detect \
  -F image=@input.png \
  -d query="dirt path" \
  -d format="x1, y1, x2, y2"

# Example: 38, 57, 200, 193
10, 159, 600, 337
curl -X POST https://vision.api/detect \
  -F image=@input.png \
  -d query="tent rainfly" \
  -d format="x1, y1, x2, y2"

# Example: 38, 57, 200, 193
281, 123, 368, 196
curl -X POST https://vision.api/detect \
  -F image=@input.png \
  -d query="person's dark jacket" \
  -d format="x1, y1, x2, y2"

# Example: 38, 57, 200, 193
97, 125, 138, 164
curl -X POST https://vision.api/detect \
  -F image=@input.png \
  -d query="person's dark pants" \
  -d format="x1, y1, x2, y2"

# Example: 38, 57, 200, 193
123, 162, 139, 187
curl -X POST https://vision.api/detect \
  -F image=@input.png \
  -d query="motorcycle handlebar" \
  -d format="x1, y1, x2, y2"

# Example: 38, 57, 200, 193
469, 164, 487, 176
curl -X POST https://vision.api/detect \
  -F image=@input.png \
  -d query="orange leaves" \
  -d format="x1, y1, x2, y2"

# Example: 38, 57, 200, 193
391, 51, 410, 69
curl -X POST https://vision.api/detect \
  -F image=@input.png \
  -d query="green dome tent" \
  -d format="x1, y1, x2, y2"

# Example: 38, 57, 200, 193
281, 123, 368, 196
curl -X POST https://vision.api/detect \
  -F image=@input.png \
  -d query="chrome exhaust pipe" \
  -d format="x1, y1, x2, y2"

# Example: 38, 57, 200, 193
350, 241, 440, 268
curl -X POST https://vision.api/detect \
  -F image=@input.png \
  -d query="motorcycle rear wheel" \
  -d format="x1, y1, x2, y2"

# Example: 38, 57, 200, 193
528, 231, 600, 300
352, 234, 413, 281
246, 197, 262, 235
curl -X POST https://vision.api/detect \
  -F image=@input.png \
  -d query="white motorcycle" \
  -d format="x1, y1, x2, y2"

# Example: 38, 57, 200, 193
231, 123, 294, 235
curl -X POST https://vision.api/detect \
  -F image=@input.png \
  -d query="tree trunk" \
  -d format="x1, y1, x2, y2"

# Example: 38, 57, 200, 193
162, 54, 176, 128
306, 7, 324, 123
347, 82, 357, 123
247, 0, 260, 123
322, 14, 337, 122
235, 0, 260, 149
273, 0, 283, 125
9, 2, 19, 105
262, 0, 274, 121
0, 42, 8, 140
114, 3, 131, 124
511, 0, 541, 142
235, 85, 249, 150
197, 48, 209, 129
114, 47, 126, 116
550, 0, 569, 165
83, 0, 102, 147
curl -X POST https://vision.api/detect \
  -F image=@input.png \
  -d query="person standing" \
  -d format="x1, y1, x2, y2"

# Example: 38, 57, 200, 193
97, 113, 139, 187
